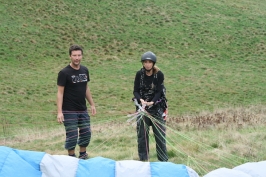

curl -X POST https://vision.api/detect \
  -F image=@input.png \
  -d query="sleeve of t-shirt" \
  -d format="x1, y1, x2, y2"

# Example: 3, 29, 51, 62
86, 68, 90, 82
57, 71, 66, 86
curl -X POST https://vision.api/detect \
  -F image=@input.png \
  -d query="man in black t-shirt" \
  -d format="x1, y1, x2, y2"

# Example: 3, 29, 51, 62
57, 45, 96, 159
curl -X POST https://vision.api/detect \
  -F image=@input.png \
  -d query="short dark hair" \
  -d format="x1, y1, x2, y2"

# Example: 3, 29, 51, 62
69, 45, 83, 56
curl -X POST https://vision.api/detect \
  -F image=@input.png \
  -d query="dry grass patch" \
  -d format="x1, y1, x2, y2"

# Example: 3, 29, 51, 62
168, 105, 266, 130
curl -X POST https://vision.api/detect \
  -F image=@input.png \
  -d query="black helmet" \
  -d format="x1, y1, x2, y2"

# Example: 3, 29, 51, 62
141, 51, 157, 63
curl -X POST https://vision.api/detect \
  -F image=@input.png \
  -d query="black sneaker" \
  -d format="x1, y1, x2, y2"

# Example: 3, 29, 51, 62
79, 153, 88, 160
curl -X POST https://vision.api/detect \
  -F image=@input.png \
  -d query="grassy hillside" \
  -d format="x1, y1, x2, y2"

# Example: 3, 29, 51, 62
1, 0, 266, 118
0, 0, 266, 175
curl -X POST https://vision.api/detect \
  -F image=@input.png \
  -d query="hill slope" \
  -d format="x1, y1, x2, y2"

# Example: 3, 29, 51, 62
1, 0, 266, 127
1, 1, 266, 175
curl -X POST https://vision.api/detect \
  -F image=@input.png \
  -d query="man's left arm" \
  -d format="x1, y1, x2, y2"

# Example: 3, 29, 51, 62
86, 85, 96, 116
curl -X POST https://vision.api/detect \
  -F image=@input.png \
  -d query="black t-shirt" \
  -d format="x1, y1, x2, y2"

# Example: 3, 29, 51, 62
133, 69, 164, 103
57, 65, 90, 111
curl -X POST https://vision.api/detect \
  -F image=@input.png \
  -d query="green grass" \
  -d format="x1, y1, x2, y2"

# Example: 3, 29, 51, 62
1, 0, 265, 117
1, 0, 266, 176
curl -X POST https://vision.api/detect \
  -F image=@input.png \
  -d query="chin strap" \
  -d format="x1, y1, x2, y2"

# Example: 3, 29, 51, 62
144, 68, 152, 72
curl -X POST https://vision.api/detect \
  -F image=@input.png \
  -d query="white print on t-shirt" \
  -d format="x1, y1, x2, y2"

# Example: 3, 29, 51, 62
71, 74, 87, 83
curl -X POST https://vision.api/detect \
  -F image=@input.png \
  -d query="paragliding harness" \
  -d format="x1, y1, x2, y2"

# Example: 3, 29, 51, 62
139, 68, 168, 120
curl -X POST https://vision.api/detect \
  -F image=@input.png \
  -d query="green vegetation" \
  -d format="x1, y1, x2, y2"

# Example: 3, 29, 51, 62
0, 0, 266, 176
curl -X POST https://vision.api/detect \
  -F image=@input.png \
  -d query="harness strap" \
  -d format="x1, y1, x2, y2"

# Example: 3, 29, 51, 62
140, 68, 158, 97
140, 68, 145, 98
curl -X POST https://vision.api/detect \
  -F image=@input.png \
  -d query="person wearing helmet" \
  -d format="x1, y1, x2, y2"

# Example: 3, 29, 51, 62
133, 51, 168, 162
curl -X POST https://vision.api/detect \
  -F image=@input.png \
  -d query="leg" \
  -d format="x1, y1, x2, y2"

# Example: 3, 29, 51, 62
77, 111, 91, 159
137, 116, 150, 161
80, 146, 86, 153
151, 112, 168, 161
63, 111, 79, 156
68, 149, 75, 157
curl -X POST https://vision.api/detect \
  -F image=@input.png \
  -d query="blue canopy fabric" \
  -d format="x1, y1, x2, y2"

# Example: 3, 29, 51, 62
1, 146, 265, 177
0, 146, 45, 177
0, 146, 199, 177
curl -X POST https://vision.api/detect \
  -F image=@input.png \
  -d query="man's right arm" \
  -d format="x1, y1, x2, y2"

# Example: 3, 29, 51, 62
57, 86, 64, 123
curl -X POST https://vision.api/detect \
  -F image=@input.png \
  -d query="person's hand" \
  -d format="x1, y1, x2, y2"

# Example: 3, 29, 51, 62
140, 99, 154, 107
57, 113, 64, 123
140, 99, 146, 106
146, 101, 154, 106
90, 105, 96, 116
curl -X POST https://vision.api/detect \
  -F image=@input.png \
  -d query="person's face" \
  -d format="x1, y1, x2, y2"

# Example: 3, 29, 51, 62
142, 60, 154, 71
70, 50, 82, 66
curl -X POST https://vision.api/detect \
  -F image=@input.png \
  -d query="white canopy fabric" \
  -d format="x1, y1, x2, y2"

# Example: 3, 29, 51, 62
1, 146, 265, 177
204, 161, 266, 177
0, 146, 199, 177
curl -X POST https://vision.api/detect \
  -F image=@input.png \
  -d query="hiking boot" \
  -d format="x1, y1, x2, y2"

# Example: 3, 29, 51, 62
79, 153, 89, 160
